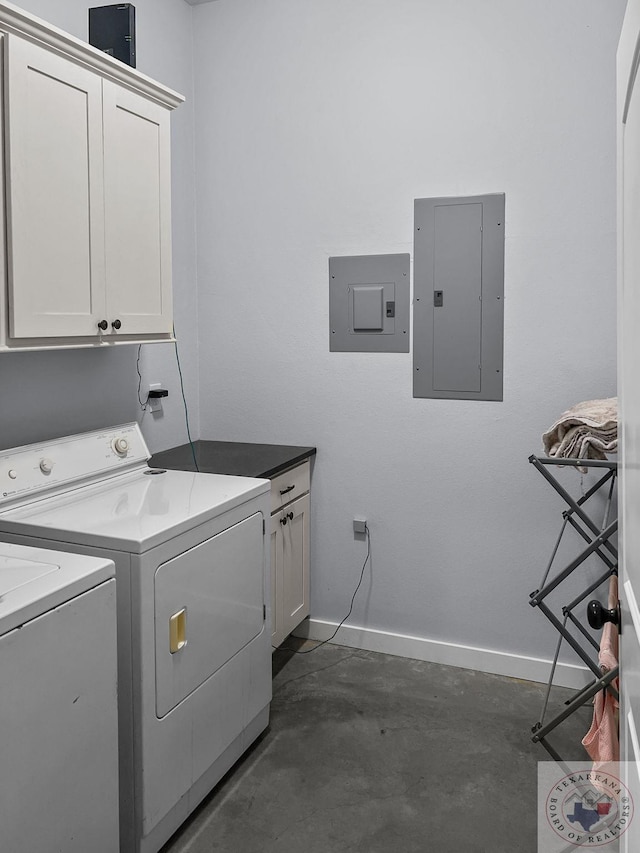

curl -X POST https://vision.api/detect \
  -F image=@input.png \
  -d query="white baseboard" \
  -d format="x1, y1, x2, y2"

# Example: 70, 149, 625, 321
291, 618, 591, 690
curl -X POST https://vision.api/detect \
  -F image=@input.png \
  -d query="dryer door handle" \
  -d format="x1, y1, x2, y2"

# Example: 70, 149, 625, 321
169, 608, 187, 654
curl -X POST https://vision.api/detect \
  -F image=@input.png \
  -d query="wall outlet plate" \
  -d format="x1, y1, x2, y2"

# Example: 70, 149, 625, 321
148, 383, 163, 412
353, 517, 367, 535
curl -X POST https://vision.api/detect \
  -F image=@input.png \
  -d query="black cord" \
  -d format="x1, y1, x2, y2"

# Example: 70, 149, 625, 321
136, 345, 148, 411
173, 325, 199, 472
276, 525, 371, 655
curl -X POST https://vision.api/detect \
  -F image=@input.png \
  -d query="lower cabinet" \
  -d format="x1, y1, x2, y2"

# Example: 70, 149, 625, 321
270, 463, 310, 648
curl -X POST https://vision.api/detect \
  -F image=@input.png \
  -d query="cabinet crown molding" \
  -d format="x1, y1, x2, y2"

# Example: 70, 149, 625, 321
0, 1, 184, 109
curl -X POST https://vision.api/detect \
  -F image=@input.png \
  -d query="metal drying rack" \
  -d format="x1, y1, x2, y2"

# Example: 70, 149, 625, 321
527, 454, 619, 762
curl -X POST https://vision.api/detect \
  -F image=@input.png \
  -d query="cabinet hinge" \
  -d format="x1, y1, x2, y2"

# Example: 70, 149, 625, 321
263, 519, 266, 535
263, 604, 266, 621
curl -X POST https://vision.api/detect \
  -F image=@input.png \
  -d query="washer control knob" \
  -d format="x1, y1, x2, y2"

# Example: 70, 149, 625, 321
112, 437, 129, 457
8, 470, 17, 480
39, 458, 54, 475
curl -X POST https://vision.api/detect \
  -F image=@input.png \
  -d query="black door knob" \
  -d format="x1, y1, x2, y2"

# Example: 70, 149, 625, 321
97, 319, 108, 331
587, 599, 621, 631
112, 319, 122, 330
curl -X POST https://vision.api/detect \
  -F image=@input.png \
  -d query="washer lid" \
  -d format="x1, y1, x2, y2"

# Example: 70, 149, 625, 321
0, 552, 59, 594
0, 469, 270, 553
0, 542, 114, 634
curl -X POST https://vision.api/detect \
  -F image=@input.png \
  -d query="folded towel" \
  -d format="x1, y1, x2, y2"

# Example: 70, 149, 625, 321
542, 397, 618, 462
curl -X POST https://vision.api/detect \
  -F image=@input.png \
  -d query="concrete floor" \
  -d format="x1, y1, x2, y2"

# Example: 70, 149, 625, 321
161, 641, 592, 853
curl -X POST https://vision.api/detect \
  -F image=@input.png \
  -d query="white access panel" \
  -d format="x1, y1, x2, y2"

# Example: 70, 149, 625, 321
155, 512, 264, 716
0, 556, 118, 853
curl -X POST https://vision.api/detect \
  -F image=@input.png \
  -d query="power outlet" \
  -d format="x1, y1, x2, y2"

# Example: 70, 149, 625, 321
147, 382, 163, 412
353, 517, 367, 535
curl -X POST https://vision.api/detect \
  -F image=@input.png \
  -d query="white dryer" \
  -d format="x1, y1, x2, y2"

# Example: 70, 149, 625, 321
0, 541, 118, 853
0, 424, 272, 853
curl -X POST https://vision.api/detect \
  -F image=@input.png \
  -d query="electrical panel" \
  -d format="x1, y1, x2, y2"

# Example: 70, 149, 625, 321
413, 194, 505, 401
329, 254, 410, 353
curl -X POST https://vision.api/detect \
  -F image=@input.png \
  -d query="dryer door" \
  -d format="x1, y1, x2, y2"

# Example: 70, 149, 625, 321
155, 512, 264, 717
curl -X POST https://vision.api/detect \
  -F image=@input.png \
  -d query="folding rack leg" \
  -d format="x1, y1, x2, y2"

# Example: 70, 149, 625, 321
536, 600, 604, 680
532, 666, 619, 755
529, 456, 617, 561
564, 513, 617, 570
530, 519, 617, 604
535, 615, 570, 731
533, 515, 570, 597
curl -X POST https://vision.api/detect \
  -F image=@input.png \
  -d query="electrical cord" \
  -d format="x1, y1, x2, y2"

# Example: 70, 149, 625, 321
173, 326, 199, 472
136, 345, 148, 412
135, 335, 199, 472
276, 524, 371, 655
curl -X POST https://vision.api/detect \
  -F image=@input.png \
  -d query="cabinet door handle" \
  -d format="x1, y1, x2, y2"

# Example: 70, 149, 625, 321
279, 485, 295, 496
280, 515, 287, 525
97, 319, 108, 331
111, 319, 122, 330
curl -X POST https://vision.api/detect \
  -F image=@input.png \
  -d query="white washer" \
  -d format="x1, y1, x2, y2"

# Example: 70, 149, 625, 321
0, 424, 272, 853
0, 541, 118, 853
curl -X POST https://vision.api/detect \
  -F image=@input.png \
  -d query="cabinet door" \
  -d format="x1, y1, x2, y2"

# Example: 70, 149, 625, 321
102, 80, 173, 336
271, 520, 284, 648
4, 35, 106, 338
281, 492, 310, 639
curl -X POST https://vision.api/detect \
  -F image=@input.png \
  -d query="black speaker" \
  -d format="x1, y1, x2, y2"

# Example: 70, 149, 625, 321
89, 4, 136, 68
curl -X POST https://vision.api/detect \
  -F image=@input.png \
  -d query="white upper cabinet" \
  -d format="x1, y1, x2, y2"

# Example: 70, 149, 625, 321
0, 2, 183, 350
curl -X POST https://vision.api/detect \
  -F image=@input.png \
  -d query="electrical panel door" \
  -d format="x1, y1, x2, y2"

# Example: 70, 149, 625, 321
413, 194, 505, 401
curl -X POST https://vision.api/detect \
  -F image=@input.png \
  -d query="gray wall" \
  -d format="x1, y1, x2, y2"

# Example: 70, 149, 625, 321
0, 0, 625, 676
192, 0, 625, 668
0, 0, 198, 452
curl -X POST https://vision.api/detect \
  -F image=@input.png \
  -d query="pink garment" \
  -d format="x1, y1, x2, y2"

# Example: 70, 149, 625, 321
582, 575, 619, 765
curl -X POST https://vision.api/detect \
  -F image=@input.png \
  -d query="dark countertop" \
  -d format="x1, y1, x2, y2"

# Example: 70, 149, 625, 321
149, 440, 316, 479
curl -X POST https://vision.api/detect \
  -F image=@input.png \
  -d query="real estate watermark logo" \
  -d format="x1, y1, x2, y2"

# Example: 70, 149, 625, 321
538, 762, 634, 851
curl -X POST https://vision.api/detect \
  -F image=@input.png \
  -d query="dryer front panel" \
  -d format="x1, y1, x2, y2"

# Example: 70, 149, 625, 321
154, 511, 264, 717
